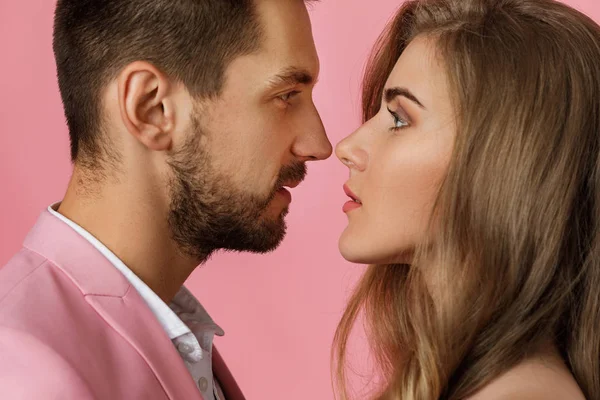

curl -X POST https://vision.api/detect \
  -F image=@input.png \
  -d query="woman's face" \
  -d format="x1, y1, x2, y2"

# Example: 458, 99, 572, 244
336, 36, 456, 264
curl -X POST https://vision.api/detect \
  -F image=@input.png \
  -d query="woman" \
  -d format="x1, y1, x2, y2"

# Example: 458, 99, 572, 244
334, 0, 600, 399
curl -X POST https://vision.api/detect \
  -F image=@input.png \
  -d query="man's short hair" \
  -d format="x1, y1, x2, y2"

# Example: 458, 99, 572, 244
53, 0, 264, 166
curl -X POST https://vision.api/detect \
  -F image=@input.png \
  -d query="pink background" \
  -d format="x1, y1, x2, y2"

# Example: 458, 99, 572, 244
1, 1, 599, 399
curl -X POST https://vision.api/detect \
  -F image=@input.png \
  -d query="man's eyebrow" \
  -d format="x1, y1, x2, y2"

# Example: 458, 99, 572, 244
384, 87, 426, 109
266, 67, 316, 89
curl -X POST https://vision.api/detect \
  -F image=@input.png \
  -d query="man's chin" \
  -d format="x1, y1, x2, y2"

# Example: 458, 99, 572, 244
243, 214, 288, 254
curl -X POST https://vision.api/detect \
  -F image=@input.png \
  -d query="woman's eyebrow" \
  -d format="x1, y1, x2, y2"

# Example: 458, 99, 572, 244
384, 87, 426, 109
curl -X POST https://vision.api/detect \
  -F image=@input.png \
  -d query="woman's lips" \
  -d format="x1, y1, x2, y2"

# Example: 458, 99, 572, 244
343, 183, 362, 213
343, 200, 362, 213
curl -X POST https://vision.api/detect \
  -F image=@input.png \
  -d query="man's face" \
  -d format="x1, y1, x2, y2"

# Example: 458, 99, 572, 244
168, 0, 332, 260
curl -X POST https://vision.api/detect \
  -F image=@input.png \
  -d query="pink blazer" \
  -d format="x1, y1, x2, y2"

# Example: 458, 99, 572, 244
0, 210, 244, 400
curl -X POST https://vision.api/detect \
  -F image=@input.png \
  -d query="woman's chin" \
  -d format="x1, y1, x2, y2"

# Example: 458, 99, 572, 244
339, 232, 411, 265
339, 236, 365, 264
339, 251, 368, 264
338, 234, 380, 264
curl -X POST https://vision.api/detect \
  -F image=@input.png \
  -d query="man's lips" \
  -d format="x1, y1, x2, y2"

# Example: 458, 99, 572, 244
274, 181, 302, 204
276, 187, 292, 203
281, 180, 301, 189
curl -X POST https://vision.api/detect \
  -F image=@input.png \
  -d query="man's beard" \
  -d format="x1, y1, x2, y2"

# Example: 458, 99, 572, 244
167, 114, 306, 263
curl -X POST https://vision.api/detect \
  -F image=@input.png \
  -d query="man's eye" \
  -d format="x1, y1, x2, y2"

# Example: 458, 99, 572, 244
279, 91, 300, 102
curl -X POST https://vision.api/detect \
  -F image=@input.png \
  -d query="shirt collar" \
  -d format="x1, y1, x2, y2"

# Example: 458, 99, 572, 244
47, 203, 223, 340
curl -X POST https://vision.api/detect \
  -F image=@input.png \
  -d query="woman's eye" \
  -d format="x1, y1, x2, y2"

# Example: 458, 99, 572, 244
387, 107, 410, 130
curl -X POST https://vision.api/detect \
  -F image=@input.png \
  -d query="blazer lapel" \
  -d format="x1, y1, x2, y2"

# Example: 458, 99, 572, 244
24, 210, 204, 400
88, 293, 204, 400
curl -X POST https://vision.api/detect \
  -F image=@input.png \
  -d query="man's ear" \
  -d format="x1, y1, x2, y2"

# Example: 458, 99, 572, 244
117, 61, 176, 151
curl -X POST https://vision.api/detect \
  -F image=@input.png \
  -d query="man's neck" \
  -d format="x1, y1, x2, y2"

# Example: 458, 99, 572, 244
58, 169, 201, 304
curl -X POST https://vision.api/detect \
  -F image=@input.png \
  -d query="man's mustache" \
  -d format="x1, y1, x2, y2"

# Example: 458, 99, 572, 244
275, 162, 307, 189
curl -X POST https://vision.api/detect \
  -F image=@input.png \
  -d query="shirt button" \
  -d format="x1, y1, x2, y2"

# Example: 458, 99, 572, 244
198, 377, 209, 392
177, 343, 193, 354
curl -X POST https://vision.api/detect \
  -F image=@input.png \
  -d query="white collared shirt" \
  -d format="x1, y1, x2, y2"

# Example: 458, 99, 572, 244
48, 204, 225, 400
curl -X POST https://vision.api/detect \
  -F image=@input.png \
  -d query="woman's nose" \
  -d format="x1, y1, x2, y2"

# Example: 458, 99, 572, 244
335, 128, 368, 172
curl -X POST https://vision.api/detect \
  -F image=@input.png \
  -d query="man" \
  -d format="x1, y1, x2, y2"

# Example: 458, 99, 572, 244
0, 0, 331, 399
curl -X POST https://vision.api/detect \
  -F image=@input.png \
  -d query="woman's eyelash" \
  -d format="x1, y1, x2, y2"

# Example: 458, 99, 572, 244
387, 107, 410, 130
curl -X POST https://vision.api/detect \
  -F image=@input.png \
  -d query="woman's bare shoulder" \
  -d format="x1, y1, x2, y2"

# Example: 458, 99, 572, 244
467, 353, 586, 400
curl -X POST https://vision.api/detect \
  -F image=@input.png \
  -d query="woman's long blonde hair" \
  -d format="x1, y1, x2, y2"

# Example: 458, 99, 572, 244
333, 0, 600, 399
